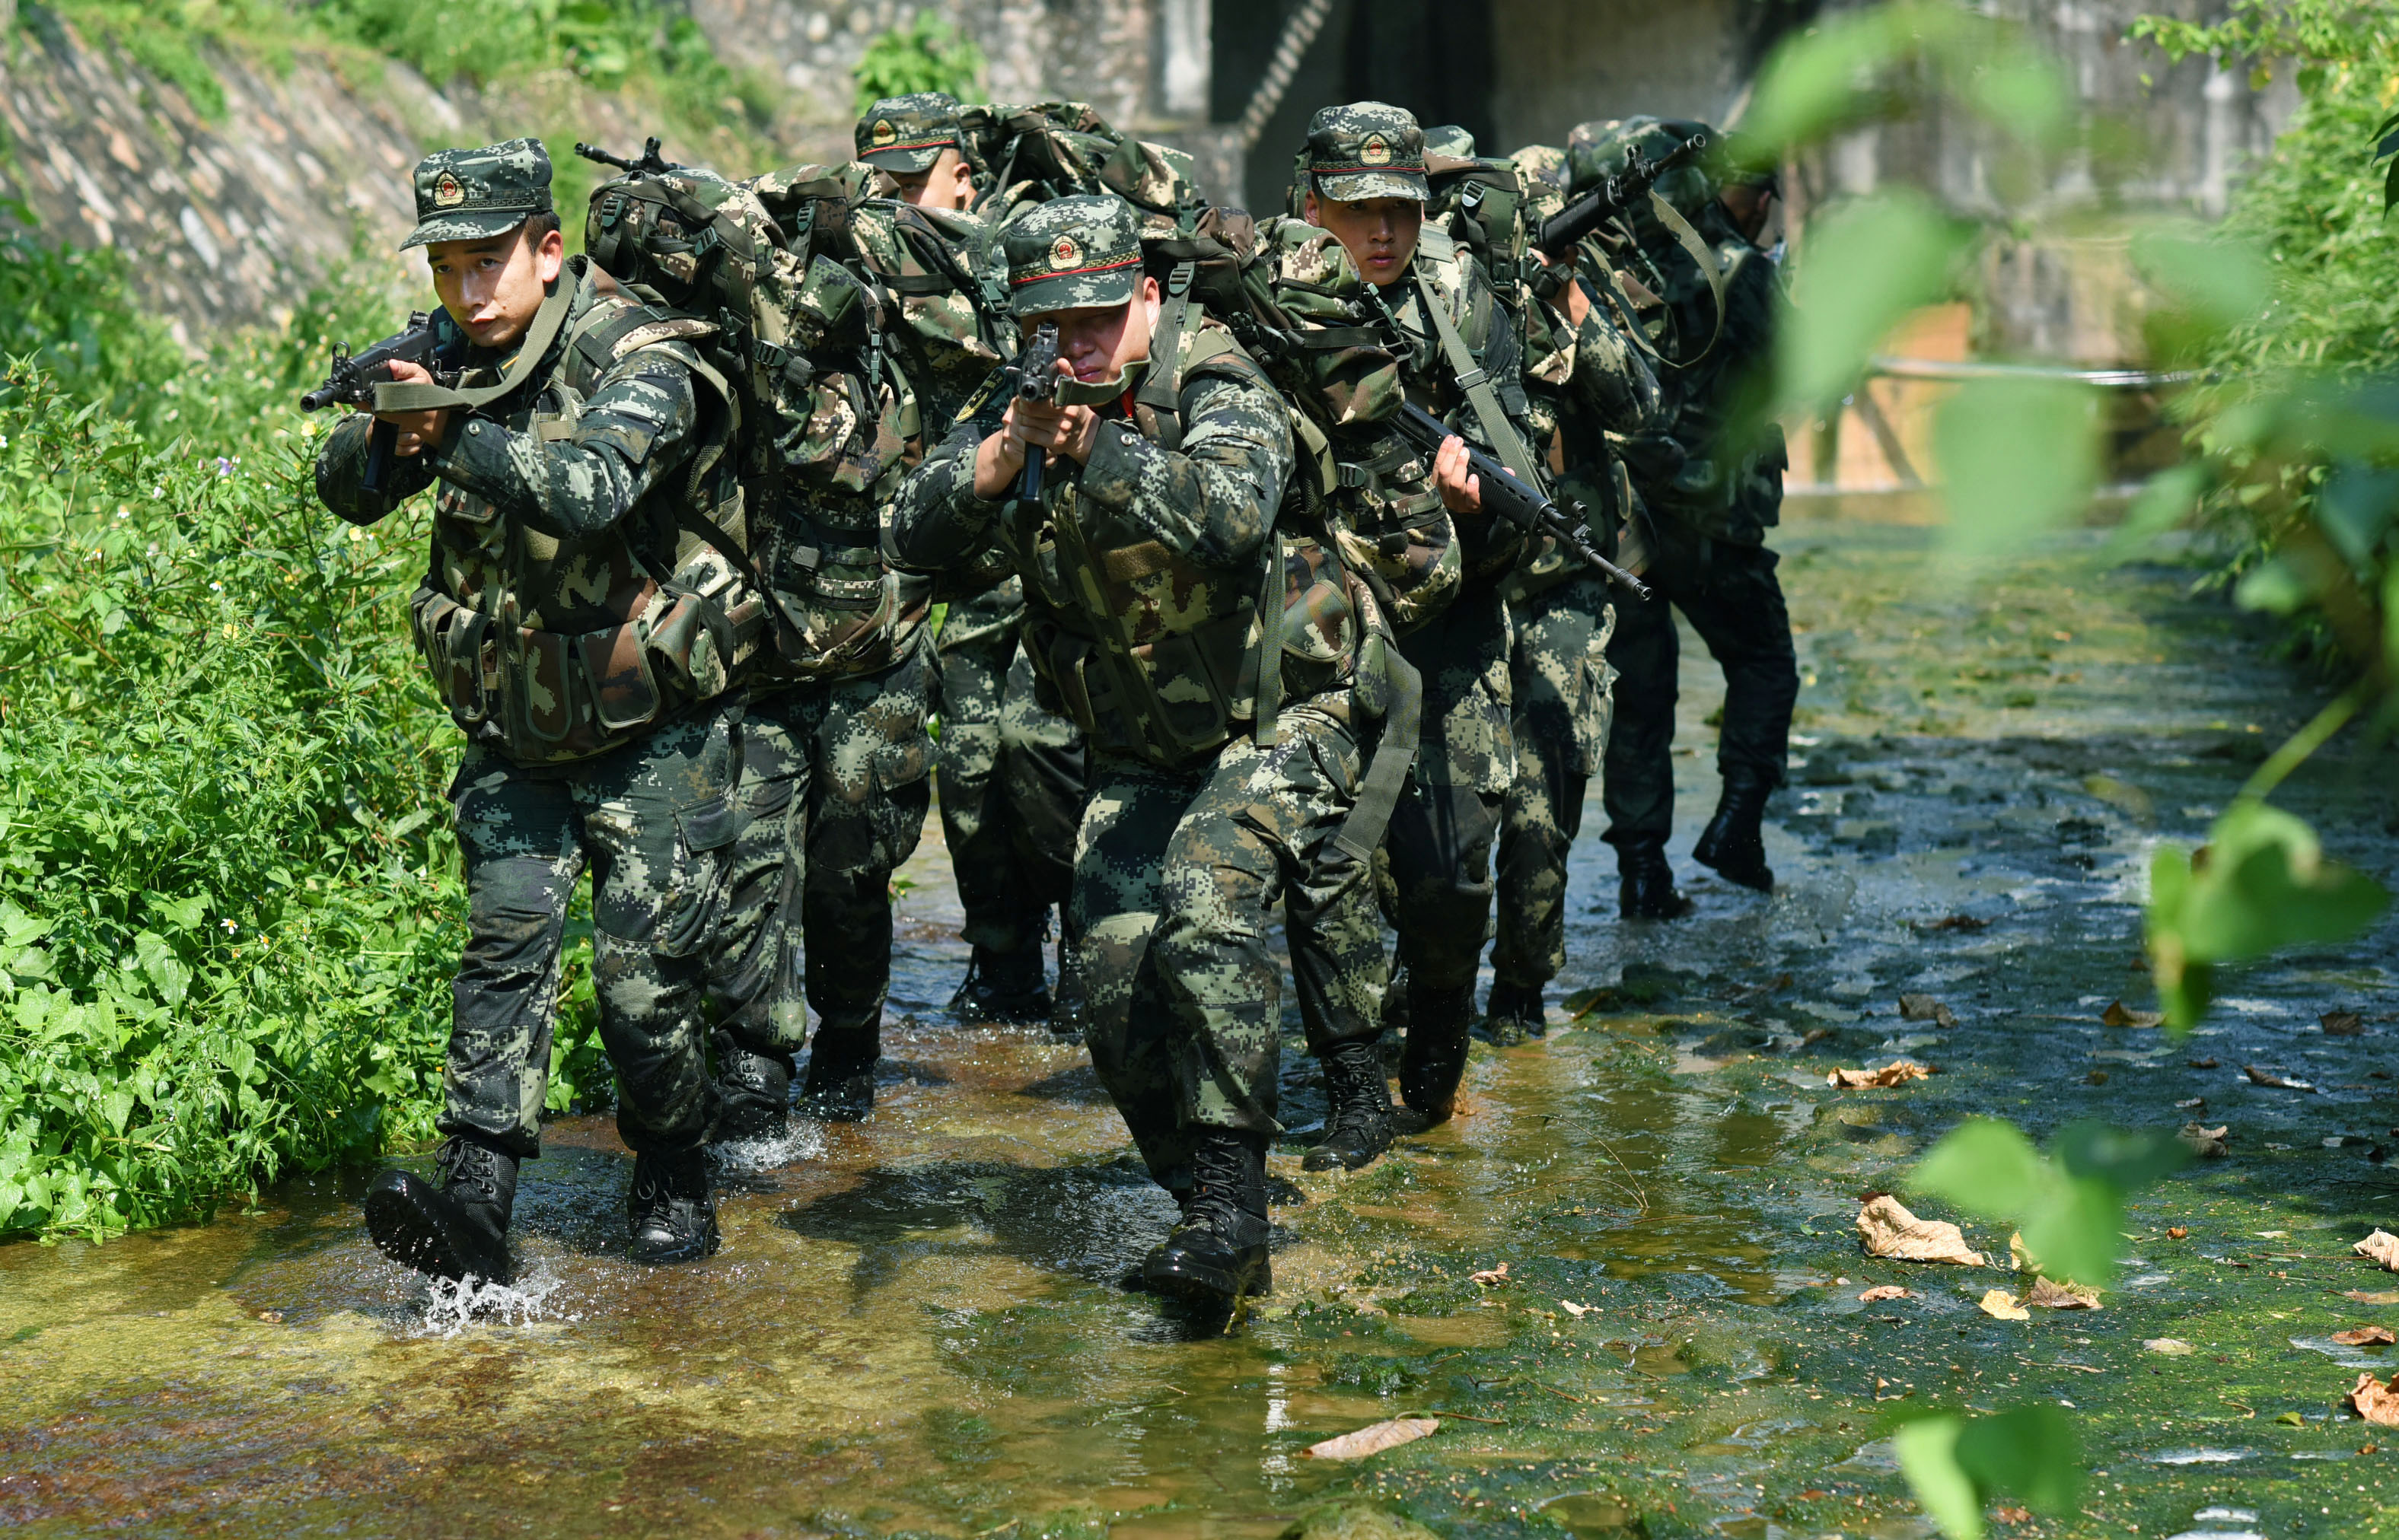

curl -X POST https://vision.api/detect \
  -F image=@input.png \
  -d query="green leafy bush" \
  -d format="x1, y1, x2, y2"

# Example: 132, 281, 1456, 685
852, 15, 985, 116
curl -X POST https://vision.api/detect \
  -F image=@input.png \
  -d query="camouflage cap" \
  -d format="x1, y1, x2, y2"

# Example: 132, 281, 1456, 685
856, 93, 964, 173
1304, 102, 1428, 203
1000, 195, 1144, 317
400, 138, 553, 250
1420, 124, 1477, 161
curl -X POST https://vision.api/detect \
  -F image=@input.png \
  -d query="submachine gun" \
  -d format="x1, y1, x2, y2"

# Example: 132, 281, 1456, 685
1533, 129, 1710, 262
1007, 320, 1063, 502
298, 311, 462, 498
1389, 401, 1652, 600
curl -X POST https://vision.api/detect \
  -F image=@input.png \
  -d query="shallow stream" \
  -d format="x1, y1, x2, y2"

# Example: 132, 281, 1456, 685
5, 508, 2396, 1538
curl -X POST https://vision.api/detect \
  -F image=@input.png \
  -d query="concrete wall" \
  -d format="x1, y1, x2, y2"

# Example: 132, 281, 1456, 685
1486, 0, 1754, 156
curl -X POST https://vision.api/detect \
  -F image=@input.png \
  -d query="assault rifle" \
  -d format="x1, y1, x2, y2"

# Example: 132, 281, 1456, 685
1391, 402, 1652, 599
575, 137, 678, 175
298, 311, 461, 498
1008, 320, 1063, 503
1534, 129, 1709, 262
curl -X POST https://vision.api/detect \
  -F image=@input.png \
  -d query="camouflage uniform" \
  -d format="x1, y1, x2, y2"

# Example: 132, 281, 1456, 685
887, 197, 1390, 1197
317, 140, 757, 1165
1566, 120, 1798, 866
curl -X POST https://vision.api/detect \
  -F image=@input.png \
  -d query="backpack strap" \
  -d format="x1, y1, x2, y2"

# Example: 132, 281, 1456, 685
1647, 190, 1726, 369
1251, 542, 1284, 749
1413, 267, 1543, 490
373, 281, 575, 414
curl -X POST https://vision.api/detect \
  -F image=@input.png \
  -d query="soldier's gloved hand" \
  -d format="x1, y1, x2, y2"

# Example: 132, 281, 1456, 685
1534, 249, 1592, 326
374, 360, 451, 459
1433, 434, 1483, 517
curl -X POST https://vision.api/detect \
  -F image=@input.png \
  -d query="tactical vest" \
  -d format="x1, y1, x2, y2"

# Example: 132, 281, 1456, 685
407, 260, 761, 766
999, 321, 1368, 772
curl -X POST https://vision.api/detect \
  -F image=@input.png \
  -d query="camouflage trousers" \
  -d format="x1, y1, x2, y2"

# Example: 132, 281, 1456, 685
1492, 573, 1617, 989
1074, 706, 1372, 1192
1380, 594, 1515, 993
934, 584, 1085, 956
706, 637, 936, 1074
442, 698, 743, 1159
1601, 533, 1797, 844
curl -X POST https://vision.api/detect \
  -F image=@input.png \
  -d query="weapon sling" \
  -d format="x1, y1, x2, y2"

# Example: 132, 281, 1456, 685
371, 282, 576, 415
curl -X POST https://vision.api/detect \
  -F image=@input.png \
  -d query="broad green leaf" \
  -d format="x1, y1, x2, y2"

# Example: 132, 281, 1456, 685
1894, 1414, 1982, 1540
132, 931, 190, 1008
2133, 228, 2270, 356
151, 892, 209, 932
2015, 1174, 2121, 1288
1780, 191, 1970, 413
1935, 377, 2101, 554
1957, 1406, 2082, 1516
2110, 463, 2207, 557
2053, 1121, 2191, 1190
2232, 555, 2310, 615
1911, 1118, 2046, 1215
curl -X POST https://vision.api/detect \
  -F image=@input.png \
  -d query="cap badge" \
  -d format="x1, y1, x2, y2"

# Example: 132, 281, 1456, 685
871, 119, 897, 148
433, 172, 466, 208
1047, 234, 1083, 271
1360, 133, 1391, 167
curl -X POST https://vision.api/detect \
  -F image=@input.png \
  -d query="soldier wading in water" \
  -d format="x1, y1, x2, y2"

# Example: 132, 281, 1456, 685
889, 196, 1412, 1305
320, 142, 759, 1277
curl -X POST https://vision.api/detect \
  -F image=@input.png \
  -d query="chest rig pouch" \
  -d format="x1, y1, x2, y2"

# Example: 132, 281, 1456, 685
406, 281, 765, 765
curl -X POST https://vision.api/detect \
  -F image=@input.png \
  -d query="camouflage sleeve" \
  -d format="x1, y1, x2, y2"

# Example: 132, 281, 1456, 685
1673, 247, 1777, 444
313, 410, 437, 527
420, 348, 702, 539
884, 422, 1010, 574
1558, 284, 1662, 432
1074, 370, 1290, 569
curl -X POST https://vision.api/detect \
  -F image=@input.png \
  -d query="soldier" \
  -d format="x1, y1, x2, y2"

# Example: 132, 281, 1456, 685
856, 91, 977, 212
1482, 138, 1658, 1040
320, 140, 755, 1276
856, 95, 1091, 1025
1276, 103, 1649, 1148
1574, 120, 1797, 916
704, 164, 952, 1141
889, 196, 1397, 1304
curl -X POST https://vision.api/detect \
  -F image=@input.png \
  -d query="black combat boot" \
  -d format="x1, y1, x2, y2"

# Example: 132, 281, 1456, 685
1482, 979, 1548, 1046
1398, 981, 1474, 1124
798, 1024, 878, 1122
712, 1040, 794, 1144
1617, 835, 1694, 919
1692, 768, 1776, 892
627, 1146, 720, 1264
951, 942, 1053, 1025
363, 1134, 517, 1284
1143, 1131, 1272, 1303
1303, 1039, 1394, 1171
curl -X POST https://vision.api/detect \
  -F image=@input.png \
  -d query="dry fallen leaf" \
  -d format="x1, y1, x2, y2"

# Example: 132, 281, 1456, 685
1858, 1285, 1913, 1303
2175, 1096, 2207, 1111
1897, 994, 1958, 1028
1910, 915, 1990, 934
2189, 1056, 2220, 1069
1560, 1299, 1590, 1317
2168, 1227, 2190, 1240
2353, 1376, 2399, 1428
1980, 1289, 2031, 1321
2245, 1064, 2318, 1092
2026, 1276, 2102, 1310
1994, 1508, 2033, 1526
1305, 1417, 1441, 1459
2332, 1326, 2397, 1347
2357, 1231, 2399, 1272
2179, 1123, 2230, 1159
1827, 1061, 1934, 1089
2102, 1000, 2165, 1028
1857, 1195, 1986, 1266
2324, 1010, 2366, 1037
2143, 1338, 2195, 1355
256, 1310, 284, 1324
1470, 1262, 1510, 1287
2348, 1290, 2399, 1306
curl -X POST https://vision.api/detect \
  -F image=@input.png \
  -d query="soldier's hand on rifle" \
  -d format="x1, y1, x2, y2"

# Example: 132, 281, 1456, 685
374, 360, 451, 459
1433, 434, 1483, 516
1534, 249, 1594, 326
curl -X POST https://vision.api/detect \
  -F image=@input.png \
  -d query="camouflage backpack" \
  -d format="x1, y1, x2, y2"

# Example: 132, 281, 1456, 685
957, 102, 1203, 230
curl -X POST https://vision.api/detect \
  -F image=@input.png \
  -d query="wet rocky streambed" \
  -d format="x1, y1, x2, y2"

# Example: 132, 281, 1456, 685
5, 506, 2397, 1539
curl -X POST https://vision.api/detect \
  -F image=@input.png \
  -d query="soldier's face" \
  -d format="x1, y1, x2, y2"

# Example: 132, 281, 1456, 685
1026, 275, 1164, 383
1303, 190, 1422, 288
425, 223, 566, 350
890, 148, 974, 211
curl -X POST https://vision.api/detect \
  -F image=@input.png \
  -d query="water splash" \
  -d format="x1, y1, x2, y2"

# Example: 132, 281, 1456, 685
413, 1266, 571, 1338
709, 1122, 828, 1174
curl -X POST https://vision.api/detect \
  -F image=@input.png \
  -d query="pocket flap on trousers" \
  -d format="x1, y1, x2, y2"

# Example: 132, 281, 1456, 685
677, 793, 738, 853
